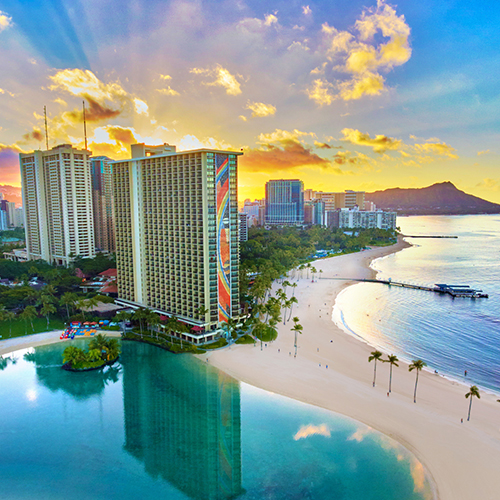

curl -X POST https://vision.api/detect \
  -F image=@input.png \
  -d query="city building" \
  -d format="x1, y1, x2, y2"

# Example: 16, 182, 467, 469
19, 144, 95, 265
239, 213, 248, 242
241, 199, 260, 218
0, 199, 16, 228
3, 248, 28, 262
113, 143, 241, 343
338, 209, 397, 230
91, 156, 115, 253
265, 179, 304, 225
315, 190, 365, 210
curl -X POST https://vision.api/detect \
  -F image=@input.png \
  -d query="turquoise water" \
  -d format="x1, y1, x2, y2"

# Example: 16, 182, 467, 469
0, 341, 433, 500
334, 214, 500, 394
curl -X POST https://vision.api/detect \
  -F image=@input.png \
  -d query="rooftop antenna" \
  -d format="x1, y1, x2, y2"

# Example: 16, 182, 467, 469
44, 105, 49, 150
83, 100, 88, 150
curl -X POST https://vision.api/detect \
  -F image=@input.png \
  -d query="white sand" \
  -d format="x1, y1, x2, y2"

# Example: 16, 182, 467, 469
207, 239, 500, 500
0, 329, 121, 356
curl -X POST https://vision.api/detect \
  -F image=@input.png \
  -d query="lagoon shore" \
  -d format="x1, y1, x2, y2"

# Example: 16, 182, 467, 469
208, 238, 500, 500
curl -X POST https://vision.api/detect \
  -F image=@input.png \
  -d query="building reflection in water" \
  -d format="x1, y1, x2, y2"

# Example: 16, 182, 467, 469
121, 341, 243, 500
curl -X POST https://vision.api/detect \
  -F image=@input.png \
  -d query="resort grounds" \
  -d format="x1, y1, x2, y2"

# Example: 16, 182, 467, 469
2, 238, 500, 499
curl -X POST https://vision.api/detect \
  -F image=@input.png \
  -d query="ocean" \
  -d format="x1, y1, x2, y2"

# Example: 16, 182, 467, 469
333, 214, 500, 394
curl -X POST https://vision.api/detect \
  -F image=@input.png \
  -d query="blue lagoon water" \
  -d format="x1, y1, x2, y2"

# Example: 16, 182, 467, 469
333, 215, 500, 393
0, 341, 433, 500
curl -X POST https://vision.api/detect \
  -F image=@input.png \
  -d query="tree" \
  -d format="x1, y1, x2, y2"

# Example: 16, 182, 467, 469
287, 296, 298, 321
291, 282, 297, 297
19, 305, 37, 334
133, 308, 147, 338
115, 311, 132, 335
291, 317, 303, 356
40, 302, 56, 329
306, 263, 311, 279
147, 310, 161, 340
368, 350, 383, 387
60, 292, 78, 320
311, 266, 317, 282
319, 269, 323, 279
4, 310, 16, 337
63, 346, 85, 366
195, 305, 208, 321
384, 354, 399, 394
465, 385, 480, 421
409, 359, 427, 403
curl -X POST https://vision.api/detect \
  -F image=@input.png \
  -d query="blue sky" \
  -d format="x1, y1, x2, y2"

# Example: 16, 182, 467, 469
0, 0, 499, 201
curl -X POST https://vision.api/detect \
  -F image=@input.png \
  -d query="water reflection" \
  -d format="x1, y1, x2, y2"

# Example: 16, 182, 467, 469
121, 342, 243, 500
24, 343, 121, 400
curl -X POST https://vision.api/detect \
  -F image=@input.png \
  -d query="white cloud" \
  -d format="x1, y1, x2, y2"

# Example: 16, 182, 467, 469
245, 101, 277, 118
0, 11, 13, 32
190, 64, 242, 95
134, 98, 149, 115
302, 5, 312, 16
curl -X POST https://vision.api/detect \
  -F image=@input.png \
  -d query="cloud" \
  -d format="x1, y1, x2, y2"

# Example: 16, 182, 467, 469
156, 86, 180, 96
341, 128, 401, 153
190, 64, 242, 95
477, 149, 490, 156
264, 14, 278, 27
22, 128, 44, 142
302, 5, 312, 16
305, 79, 334, 106
178, 134, 233, 151
64, 97, 121, 123
294, 424, 330, 441
413, 141, 458, 159
245, 101, 277, 118
308, 0, 411, 103
257, 128, 314, 144
87, 125, 138, 158
0, 11, 13, 32
476, 178, 499, 190
242, 140, 330, 173
159, 74, 172, 80
134, 98, 149, 116
314, 141, 332, 149
48, 69, 128, 103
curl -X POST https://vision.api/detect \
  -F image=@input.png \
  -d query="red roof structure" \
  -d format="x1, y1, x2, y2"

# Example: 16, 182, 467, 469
99, 268, 117, 278
100, 282, 118, 294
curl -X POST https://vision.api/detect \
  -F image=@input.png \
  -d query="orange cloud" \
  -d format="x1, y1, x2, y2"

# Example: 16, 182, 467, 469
64, 97, 121, 123
242, 139, 331, 173
22, 128, 44, 142
341, 128, 401, 153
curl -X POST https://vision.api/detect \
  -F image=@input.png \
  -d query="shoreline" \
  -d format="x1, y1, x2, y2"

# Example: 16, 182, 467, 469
1, 240, 500, 499
206, 238, 500, 500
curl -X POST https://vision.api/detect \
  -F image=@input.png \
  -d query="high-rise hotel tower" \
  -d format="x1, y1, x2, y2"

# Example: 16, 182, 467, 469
113, 143, 241, 343
20, 144, 95, 265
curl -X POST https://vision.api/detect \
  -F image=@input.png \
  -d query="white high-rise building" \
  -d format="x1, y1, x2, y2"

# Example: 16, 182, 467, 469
20, 144, 95, 265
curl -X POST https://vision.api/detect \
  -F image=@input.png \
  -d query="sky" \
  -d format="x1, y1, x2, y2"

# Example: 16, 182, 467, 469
0, 0, 499, 203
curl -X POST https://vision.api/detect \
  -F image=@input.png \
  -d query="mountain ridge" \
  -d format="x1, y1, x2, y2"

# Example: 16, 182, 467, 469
365, 182, 500, 215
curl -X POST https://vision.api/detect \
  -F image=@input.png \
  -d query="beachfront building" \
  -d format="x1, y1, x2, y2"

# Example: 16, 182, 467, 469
113, 143, 242, 343
265, 179, 304, 225
239, 213, 248, 242
338, 209, 397, 230
19, 144, 95, 265
91, 156, 115, 254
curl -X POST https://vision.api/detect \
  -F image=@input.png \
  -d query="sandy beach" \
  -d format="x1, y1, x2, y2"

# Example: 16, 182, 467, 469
207, 239, 500, 500
2, 240, 499, 499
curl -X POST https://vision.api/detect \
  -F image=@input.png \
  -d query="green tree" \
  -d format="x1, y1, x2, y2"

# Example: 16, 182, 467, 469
63, 345, 85, 366
291, 316, 303, 357
409, 359, 427, 403
40, 301, 56, 329
368, 350, 383, 387
115, 311, 132, 335
147, 310, 161, 339
384, 354, 399, 394
311, 266, 317, 281
89, 334, 110, 359
60, 292, 78, 320
19, 305, 37, 334
4, 310, 16, 337
133, 308, 148, 338
465, 385, 480, 421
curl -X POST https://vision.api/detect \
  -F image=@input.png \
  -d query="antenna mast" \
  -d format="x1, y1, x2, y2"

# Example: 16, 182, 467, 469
83, 100, 88, 150
44, 106, 49, 150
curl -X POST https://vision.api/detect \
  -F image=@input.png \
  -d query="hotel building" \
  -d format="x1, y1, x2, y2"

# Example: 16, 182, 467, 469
265, 179, 304, 225
113, 143, 241, 342
91, 156, 115, 253
20, 144, 95, 265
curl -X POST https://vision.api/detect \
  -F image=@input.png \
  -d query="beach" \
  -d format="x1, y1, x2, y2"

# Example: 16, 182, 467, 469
2, 239, 500, 499
207, 238, 500, 500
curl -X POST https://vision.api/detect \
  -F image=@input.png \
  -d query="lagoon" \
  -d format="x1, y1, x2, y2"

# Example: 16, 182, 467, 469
0, 340, 433, 499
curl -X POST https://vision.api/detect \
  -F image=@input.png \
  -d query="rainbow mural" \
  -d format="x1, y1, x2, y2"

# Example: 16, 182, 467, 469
216, 154, 231, 322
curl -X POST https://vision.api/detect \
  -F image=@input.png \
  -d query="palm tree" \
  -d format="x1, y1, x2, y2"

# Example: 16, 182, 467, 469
147, 310, 160, 339
19, 305, 37, 334
287, 296, 298, 321
291, 282, 297, 297
40, 302, 56, 329
306, 263, 311, 279
319, 269, 323, 279
63, 346, 84, 366
195, 305, 208, 321
4, 310, 16, 337
115, 311, 132, 336
60, 292, 78, 320
384, 354, 399, 394
311, 266, 317, 281
291, 317, 303, 356
409, 359, 427, 403
368, 350, 383, 387
133, 308, 147, 338
465, 385, 480, 421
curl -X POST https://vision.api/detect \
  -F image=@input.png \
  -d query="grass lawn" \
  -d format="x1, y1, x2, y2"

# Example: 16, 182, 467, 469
0, 315, 67, 340
235, 334, 255, 345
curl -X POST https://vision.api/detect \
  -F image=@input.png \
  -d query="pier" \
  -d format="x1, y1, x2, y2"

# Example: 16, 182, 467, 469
326, 278, 488, 298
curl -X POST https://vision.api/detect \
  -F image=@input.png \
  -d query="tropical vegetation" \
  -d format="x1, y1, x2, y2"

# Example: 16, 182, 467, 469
368, 350, 383, 387
409, 359, 427, 403
62, 334, 120, 370
465, 385, 480, 421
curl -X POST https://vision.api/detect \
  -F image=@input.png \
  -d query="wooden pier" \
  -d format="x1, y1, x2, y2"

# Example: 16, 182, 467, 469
326, 278, 488, 298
